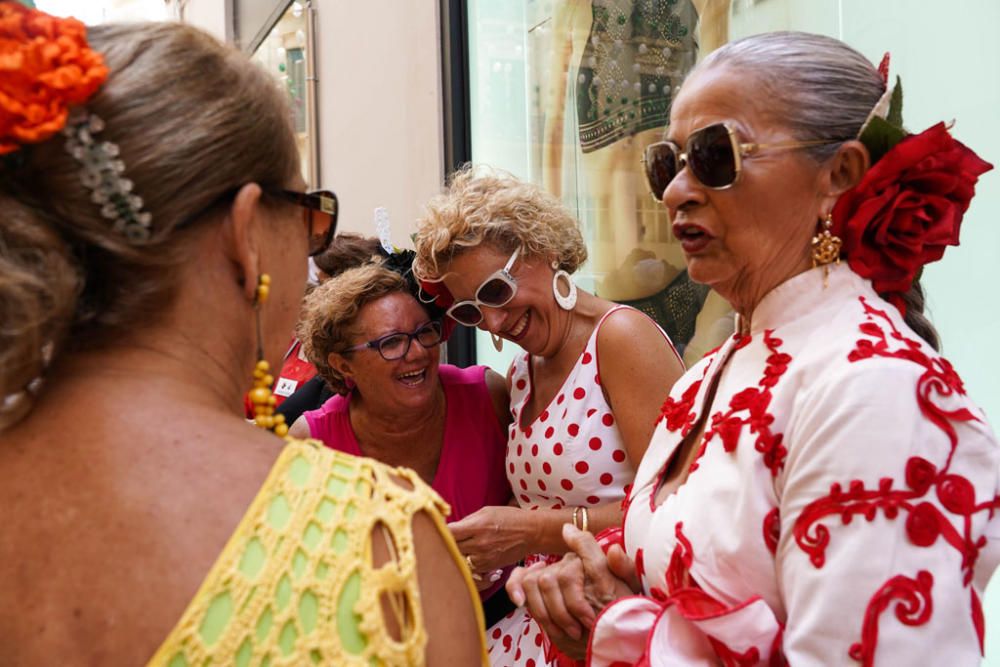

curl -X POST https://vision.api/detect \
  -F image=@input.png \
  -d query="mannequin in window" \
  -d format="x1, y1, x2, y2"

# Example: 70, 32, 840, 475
539, 0, 733, 363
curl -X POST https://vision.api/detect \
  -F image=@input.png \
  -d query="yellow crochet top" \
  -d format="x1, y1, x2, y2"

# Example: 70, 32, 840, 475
147, 438, 486, 666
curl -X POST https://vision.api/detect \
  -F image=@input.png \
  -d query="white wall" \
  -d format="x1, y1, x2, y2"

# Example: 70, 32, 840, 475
180, 0, 446, 244
314, 1, 445, 242
176, 0, 227, 40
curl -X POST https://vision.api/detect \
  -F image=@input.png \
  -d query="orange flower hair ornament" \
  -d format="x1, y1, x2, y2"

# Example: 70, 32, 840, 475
1, 2, 153, 241
0, 1, 108, 154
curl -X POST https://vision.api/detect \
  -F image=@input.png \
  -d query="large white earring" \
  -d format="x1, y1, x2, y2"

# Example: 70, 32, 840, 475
551, 262, 578, 311
490, 332, 504, 352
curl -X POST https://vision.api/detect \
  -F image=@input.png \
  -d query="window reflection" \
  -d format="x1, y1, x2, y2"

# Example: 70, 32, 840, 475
252, 6, 312, 187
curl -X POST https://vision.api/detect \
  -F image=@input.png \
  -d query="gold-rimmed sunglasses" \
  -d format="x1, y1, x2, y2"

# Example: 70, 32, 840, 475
642, 122, 842, 200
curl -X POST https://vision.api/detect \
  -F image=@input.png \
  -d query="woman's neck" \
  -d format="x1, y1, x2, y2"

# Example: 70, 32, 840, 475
57, 329, 250, 418
348, 383, 447, 458
544, 289, 600, 363
728, 256, 813, 334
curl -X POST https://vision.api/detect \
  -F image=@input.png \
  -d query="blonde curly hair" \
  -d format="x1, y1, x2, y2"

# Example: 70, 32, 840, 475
412, 165, 587, 281
297, 263, 406, 395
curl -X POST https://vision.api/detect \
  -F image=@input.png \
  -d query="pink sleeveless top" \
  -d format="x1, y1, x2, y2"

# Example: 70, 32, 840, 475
302, 364, 512, 522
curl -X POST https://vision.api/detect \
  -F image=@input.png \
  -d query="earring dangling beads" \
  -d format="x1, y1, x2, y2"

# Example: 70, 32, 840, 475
250, 359, 287, 436
249, 274, 288, 436
811, 213, 842, 287
255, 273, 271, 304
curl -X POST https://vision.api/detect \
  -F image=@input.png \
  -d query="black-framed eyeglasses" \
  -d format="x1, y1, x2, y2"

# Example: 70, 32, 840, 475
445, 246, 520, 326
272, 189, 339, 256
344, 320, 443, 361
641, 122, 841, 200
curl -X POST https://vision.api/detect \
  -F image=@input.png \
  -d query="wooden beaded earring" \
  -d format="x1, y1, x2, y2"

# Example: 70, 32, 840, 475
248, 274, 288, 436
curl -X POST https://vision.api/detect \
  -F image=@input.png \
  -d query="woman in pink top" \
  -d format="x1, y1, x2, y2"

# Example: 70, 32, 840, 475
302, 363, 509, 523
289, 258, 513, 597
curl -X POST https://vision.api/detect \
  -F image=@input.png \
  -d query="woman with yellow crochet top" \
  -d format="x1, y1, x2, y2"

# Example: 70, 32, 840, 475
0, 4, 486, 665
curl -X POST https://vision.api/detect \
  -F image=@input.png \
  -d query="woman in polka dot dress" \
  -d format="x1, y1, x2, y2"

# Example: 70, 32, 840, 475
413, 167, 684, 666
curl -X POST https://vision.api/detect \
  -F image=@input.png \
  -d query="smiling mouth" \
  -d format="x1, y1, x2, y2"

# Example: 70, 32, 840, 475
396, 368, 427, 386
505, 310, 530, 342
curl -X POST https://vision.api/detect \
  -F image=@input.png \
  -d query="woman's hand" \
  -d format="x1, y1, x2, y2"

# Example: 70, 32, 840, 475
449, 505, 534, 574
506, 524, 640, 659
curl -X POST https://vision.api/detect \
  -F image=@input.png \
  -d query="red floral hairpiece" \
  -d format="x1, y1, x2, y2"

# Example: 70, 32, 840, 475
0, 1, 108, 155
830, 57, 993, 315
876, 52, 890, 86
417, 278, 457, 340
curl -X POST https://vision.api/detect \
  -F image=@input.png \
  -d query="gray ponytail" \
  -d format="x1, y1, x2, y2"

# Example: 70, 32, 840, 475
695, 31, 885, 160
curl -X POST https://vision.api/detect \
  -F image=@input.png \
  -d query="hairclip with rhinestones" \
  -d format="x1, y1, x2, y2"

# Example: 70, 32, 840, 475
63, 108, 153, 243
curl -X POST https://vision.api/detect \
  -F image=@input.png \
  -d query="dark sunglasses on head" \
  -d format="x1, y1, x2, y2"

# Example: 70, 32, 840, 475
344, 320, 443, 361
445, 247, 520, 327
272, 189, 339, 256
642, 122, 841, 200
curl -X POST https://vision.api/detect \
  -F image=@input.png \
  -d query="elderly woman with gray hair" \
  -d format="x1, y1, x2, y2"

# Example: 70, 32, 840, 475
506, 31, 999, 665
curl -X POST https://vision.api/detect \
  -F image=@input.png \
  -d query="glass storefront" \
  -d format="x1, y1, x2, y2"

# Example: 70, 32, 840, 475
466, 0, 737, 374
463, 2, 1000, 659
250, 1, 316, 188
463, 0, 999, 423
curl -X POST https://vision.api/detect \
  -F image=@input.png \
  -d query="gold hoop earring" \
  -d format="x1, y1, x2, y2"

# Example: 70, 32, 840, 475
248, 274, 288, 436
812, 213, 842, 287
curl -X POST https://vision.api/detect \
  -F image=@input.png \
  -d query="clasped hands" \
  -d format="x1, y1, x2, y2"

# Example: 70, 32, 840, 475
507, 523, 640, 660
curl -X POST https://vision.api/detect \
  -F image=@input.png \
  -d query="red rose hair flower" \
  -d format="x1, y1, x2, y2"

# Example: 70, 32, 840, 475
831, 122, 993, 313
417, 278, 457, 340
0, 1, 108, 154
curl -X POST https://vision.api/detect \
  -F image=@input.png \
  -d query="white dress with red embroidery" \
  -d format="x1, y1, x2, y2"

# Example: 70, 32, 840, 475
489, 306, 673, 666
588, 264, 1000, 667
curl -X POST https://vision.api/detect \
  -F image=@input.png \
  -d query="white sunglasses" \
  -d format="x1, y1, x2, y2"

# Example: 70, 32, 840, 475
445, 247, 521, 326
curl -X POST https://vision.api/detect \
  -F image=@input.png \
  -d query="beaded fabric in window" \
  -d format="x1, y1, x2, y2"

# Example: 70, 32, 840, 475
148, 439, 485, 666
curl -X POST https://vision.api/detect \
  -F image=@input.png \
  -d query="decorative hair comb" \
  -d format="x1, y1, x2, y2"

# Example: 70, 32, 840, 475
63, 108, 153, 242
0, 2, 151, 244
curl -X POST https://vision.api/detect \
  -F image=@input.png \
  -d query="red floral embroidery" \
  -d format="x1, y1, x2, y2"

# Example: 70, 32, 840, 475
790, 297, 997, 661
657, 366, 708, 435
763, 507, 781, 555
972, 590, 986, 654
666, 522, 695, 594
733, 332, 753, 351
849, 297, 979, 460
642, 521, 787, 666
697, 330, 790, 477
848, 571, 934, 667
702, 331, 751, 360
634, 547, 645, 583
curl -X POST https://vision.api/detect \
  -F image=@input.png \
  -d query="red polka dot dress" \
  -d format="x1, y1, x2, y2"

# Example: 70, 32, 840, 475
487, 306, 648, 666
